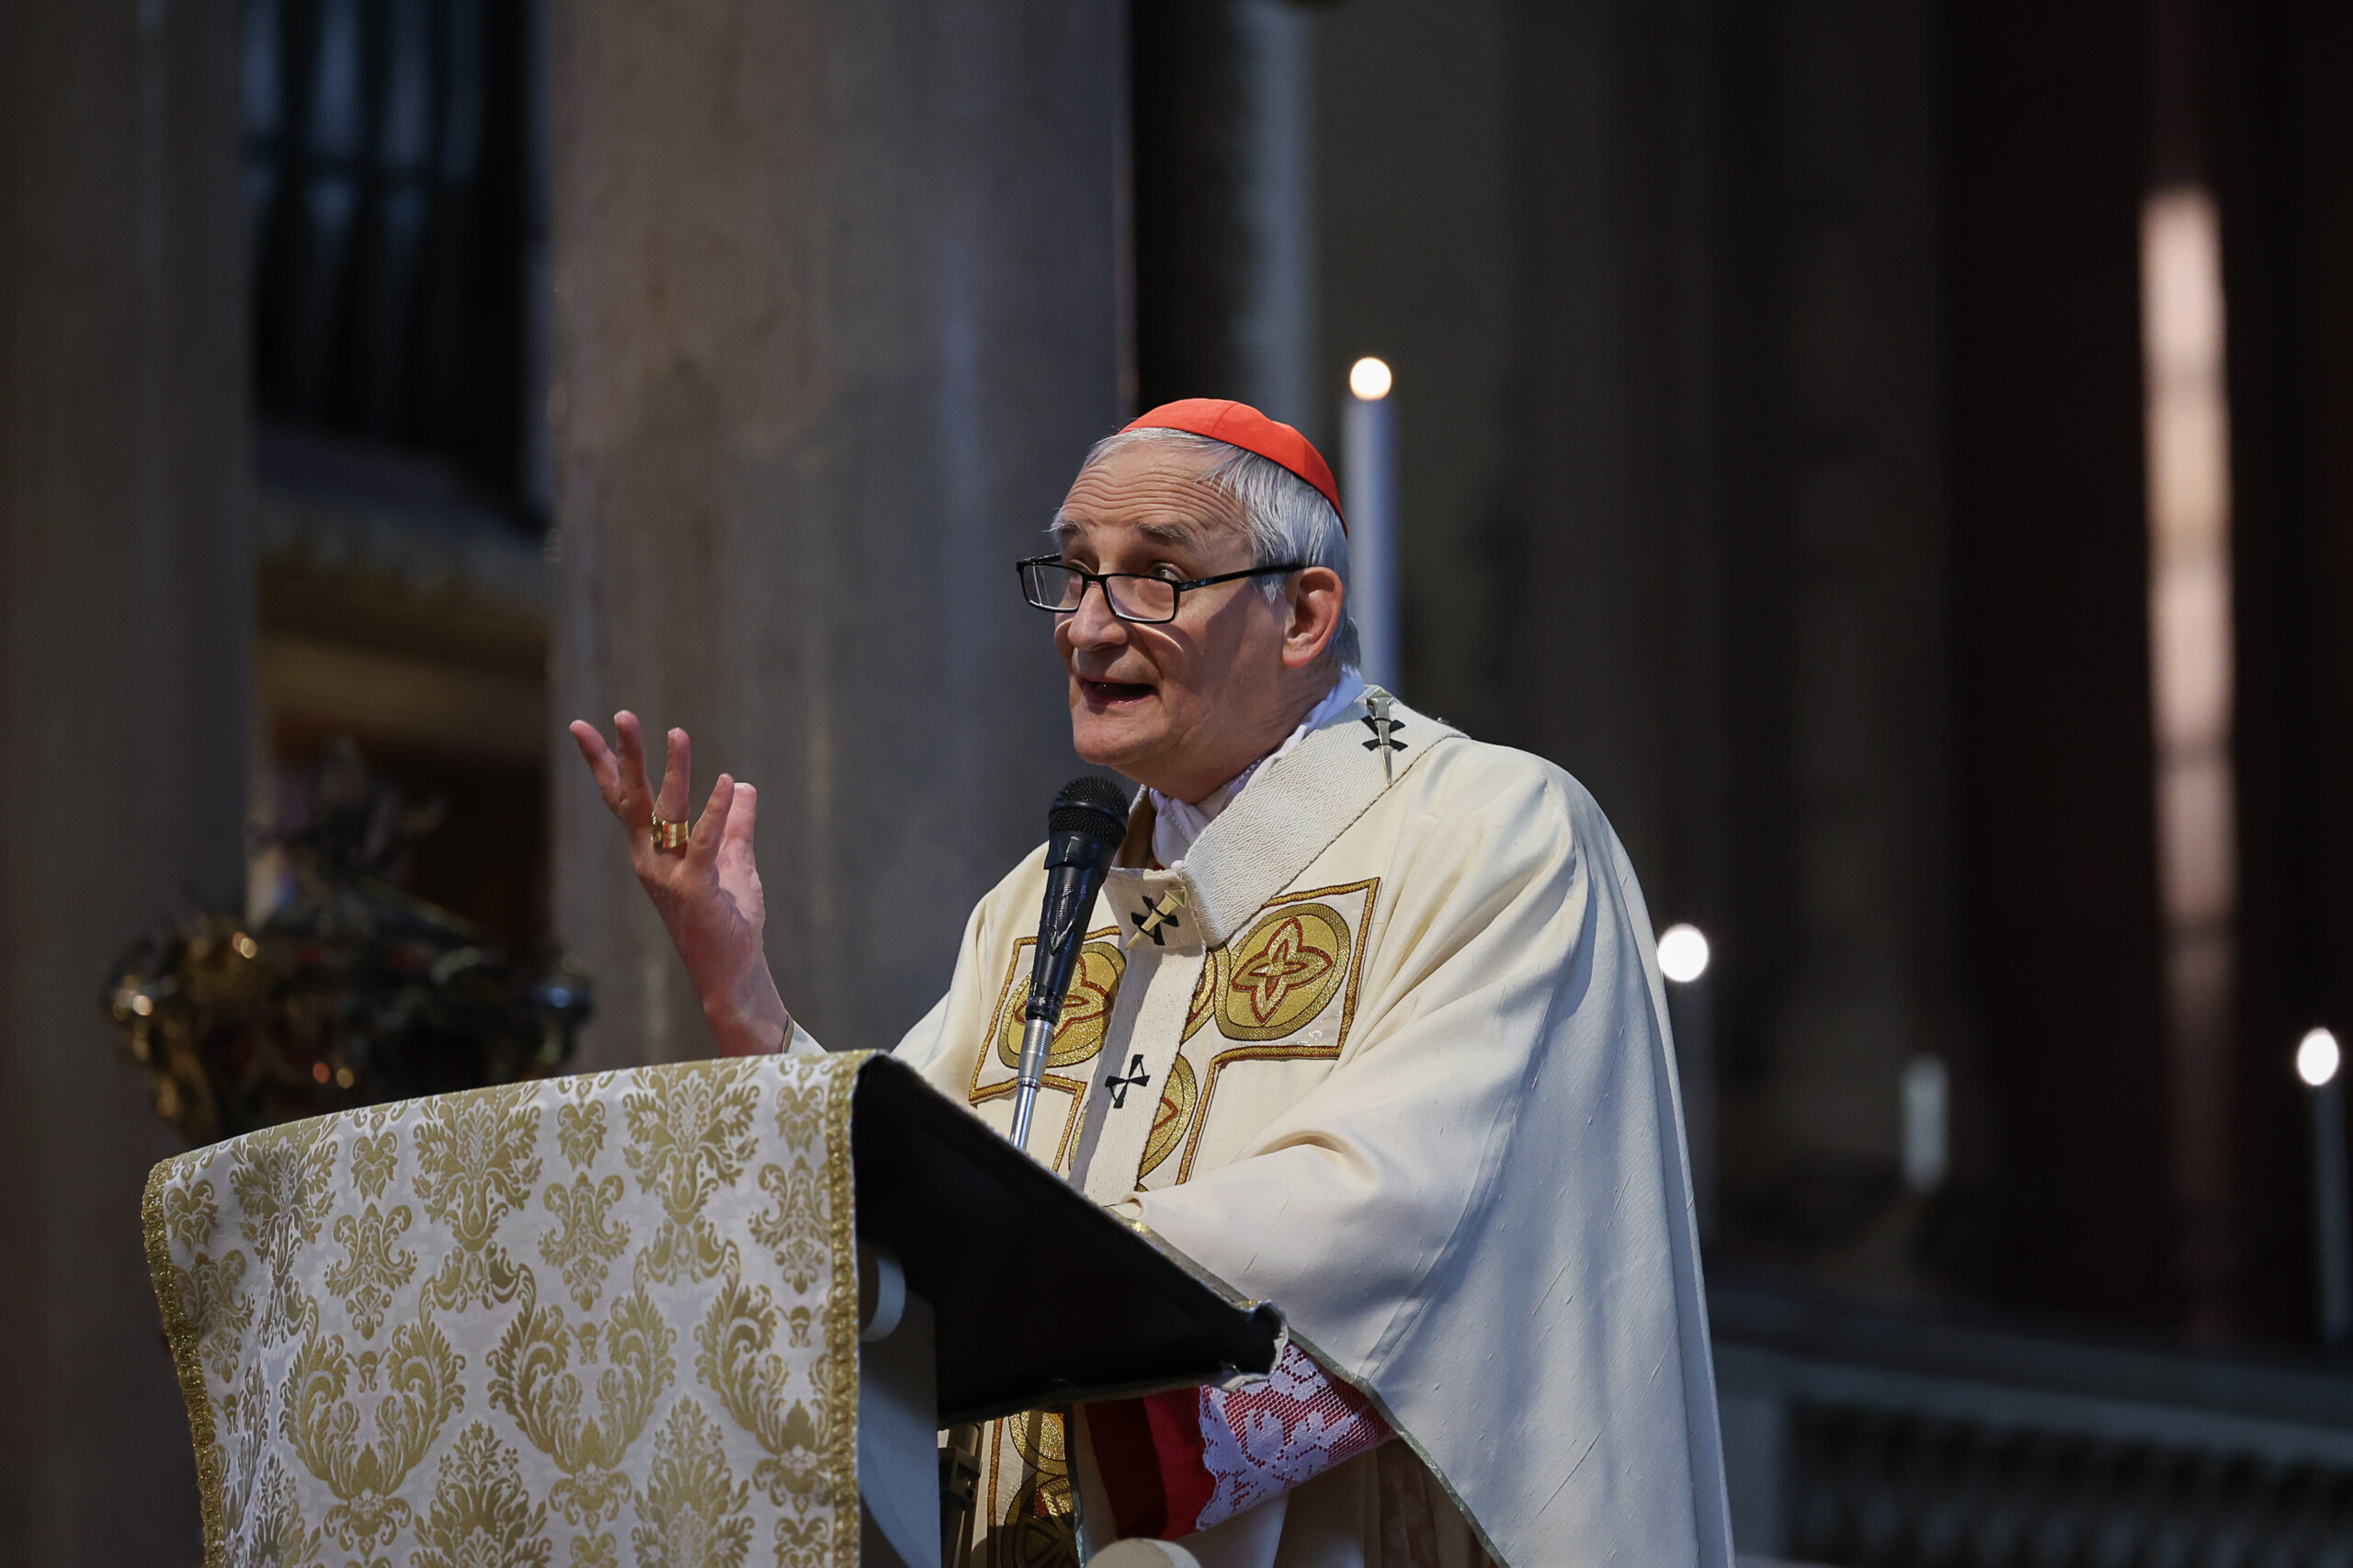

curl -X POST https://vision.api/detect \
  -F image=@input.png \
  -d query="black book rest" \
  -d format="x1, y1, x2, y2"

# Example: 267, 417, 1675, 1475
847, 1054, 1282, 1565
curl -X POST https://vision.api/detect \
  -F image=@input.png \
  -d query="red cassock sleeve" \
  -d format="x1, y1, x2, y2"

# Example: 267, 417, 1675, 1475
1086, 1340, 1392, 1540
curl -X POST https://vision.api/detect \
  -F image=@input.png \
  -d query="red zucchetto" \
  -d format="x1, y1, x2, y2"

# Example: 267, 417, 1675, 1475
1121, 398, 1345, 530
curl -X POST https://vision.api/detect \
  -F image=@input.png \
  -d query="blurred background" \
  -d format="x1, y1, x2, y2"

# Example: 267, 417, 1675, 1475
5, 0, 2352, 1562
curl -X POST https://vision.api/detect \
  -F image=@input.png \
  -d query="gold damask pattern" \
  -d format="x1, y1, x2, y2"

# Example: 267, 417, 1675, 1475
145, 1052, 865, 1568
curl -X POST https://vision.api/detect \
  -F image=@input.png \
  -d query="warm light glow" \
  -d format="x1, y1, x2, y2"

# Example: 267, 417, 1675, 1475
1657, 924, 1711, 984
2144, 187, 2237, 937
1348, 357, 1392, 401
2300, 1028, 2343, 1089
2143, 188, 2240, 1315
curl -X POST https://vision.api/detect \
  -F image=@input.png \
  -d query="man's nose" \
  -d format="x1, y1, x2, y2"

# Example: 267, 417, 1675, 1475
1064, 581, 1129, 649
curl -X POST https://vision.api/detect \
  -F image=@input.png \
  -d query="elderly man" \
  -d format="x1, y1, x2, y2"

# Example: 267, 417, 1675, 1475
571, 400, 1732, 1567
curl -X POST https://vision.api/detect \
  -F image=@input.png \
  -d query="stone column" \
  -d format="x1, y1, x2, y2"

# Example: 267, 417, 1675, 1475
0, 3, 251, 1562
549, 4, 1124, 1066
1131, 0, 1318, 430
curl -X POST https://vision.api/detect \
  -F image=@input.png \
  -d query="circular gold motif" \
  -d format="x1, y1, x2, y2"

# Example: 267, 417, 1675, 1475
995, 942, 1125, 1070
1182, 946, 1230, 1043
998, 1513, 1079, 1568
1218, 903, 1350, 1041
1138, 1051, 1199, 1181
1000, 1411, 1077, 1566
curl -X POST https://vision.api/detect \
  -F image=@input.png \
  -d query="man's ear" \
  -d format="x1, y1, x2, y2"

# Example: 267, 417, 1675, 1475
1280, 566, 1346, 670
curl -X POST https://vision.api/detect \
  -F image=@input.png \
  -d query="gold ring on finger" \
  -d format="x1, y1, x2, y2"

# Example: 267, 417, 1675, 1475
651, 814, 692, 853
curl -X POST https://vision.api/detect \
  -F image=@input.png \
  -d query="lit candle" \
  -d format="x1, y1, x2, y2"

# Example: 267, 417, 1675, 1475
1342, 358, 1400, 693
1658, 923, 1716, 1245
2298, 1026, 2351, 1350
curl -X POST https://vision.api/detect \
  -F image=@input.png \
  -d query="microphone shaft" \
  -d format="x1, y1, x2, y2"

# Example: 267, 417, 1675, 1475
1009, 1017, 1055, 1148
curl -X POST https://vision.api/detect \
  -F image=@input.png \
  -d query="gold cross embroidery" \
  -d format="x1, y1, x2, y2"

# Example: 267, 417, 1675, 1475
1125, 889, 1188, 949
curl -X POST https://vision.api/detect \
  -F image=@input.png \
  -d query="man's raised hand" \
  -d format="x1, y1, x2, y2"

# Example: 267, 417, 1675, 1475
567, 710, 791, 1055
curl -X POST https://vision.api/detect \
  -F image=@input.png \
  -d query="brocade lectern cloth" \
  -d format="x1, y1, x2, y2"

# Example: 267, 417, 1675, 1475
143, 1051, 866, 1568
864, 687, 1735, 1568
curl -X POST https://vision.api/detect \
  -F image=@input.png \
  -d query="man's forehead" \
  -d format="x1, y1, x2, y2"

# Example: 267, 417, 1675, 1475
1055, 445, 1242, 542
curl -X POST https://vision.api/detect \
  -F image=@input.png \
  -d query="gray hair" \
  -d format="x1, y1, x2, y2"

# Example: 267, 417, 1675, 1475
1067, 426, 1360, 670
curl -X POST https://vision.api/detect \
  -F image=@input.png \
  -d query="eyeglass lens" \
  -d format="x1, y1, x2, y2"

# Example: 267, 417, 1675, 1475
1024, 562, 1179, 622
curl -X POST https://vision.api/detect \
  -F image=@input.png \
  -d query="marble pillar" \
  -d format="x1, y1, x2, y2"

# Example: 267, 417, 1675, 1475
548, 4, 1124, 1066
1131, 0, 1318, 431
0, 1, 252, 1560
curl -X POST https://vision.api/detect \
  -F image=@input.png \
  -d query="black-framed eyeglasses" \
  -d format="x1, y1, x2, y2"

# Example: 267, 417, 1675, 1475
1015, 555, 1306, 625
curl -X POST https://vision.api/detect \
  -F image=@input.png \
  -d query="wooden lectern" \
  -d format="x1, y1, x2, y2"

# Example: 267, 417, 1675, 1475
144, 1050, 1279, 1568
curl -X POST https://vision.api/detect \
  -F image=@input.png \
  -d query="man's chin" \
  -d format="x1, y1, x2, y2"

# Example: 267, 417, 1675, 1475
1069, 699, 1166, 774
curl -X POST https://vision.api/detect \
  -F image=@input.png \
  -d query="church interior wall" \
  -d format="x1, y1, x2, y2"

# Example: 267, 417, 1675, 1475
1308, 0, 1519, 747
1944, 0, 2179, 1333
7, 0, 2353, 1561
1495, 0, 1977, 1307
2200, 0, 2353, 1348
238, 0, 559, 1068
1296, 0, 2353, 1353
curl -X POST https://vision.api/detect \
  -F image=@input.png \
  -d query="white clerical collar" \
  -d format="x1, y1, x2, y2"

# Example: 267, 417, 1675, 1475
1144, 667, 1367, 869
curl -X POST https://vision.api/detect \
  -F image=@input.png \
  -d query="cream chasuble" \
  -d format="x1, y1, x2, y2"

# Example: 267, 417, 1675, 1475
807, 687, 1733, 1567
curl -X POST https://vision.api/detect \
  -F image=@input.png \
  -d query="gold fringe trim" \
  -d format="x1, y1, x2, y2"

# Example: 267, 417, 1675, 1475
823, 1051, 870, 1568
142, 1152, 227, 1567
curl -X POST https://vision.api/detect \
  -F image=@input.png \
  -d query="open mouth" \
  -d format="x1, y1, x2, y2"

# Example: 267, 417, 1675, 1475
1079, 677, 1154, 706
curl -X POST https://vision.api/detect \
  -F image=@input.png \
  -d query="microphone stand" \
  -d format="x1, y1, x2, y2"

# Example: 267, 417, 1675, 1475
1010, 1017, 1055, 1151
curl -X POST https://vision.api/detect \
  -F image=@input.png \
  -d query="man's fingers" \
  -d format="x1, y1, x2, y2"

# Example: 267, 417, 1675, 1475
612, 711, 658, 820
653, 728, 694, 823
567, 721, 623, 806
723, 782, 759, 851
686, 775, 734, 868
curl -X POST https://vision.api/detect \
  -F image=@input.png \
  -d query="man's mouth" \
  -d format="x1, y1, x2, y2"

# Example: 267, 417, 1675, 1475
1079, 677, 1154, 705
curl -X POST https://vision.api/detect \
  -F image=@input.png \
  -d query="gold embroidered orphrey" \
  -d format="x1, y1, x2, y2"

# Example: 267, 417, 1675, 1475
1168, 881, 1378, 1187
958, 878, 1378, 1564
967, 926, 1128, 1173
965, 883, 1377, 1185
143, 1051, 867, 1568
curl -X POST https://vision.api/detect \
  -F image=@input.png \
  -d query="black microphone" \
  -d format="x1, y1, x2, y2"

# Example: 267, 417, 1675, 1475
1008, 776, 1130, 1149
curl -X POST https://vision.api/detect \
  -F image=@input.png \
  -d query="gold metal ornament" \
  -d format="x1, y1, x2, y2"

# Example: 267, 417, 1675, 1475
106, 740, 592, 1146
